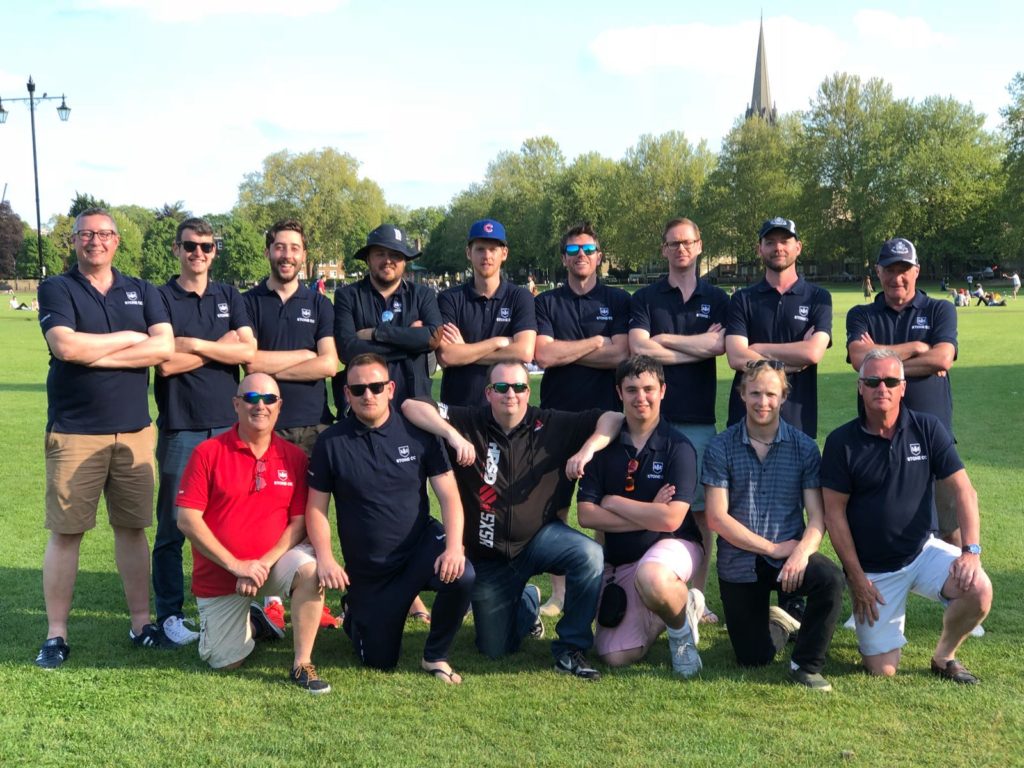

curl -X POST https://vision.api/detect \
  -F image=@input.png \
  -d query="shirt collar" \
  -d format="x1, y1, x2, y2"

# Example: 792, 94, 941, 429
466, 277, 511, 301
349, 408, 395, 436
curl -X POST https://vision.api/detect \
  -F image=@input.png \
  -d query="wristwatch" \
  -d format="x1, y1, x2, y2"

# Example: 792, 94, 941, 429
962, 544, 982, 555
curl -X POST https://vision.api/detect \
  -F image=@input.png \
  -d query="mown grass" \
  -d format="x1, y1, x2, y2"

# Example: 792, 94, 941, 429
1, 285, 1021, 768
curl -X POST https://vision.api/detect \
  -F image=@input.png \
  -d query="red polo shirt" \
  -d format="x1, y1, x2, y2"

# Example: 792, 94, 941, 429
177, 425, 309, 597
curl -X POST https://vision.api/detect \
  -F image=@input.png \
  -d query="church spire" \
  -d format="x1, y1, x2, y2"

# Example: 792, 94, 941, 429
745, 15, 777, 124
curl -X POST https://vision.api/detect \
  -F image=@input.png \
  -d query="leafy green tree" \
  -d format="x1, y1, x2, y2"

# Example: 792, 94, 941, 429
110, 211, 143, 275
68, 192, 111, 218
421, 185, 493, 277
237, 148, 387, 279
214, 215, 267, 287
155, 201, 190, 222
141, 216, 180, 283
114, 204, 158, 237
999, 72, 1024, 262
550, 152, 621, 267
0, 202, 24, 278
46, 215, 75, 275
19, 226, 62, 277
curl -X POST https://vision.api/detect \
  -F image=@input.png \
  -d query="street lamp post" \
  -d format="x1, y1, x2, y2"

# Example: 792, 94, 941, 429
0, 76, 71, 279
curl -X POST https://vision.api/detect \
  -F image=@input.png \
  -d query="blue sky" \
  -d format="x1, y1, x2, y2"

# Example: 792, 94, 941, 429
1, 0, 1020, 226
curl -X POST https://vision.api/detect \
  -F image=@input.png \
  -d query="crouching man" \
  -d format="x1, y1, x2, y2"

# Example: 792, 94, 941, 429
177, 373, 330, 693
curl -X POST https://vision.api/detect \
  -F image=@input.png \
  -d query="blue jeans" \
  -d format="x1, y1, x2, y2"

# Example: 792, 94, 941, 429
471, 520, 603, 660
153, 427, 229, 623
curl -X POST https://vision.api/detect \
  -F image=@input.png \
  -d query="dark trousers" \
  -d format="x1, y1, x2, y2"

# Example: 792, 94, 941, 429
344, 520, 475, 669
719, 553, 843, 674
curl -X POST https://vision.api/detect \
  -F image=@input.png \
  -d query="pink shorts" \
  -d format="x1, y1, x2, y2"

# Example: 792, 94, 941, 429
594, 538, 703, 659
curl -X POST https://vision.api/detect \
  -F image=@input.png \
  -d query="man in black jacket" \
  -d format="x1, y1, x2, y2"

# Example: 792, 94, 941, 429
402, 362, 622, 679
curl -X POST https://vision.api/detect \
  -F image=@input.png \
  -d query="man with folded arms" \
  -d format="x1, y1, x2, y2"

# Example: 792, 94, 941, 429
704, 360, 843, 691
822, 349, 992, 684
577, 356, 705, 678
177, 373, 330, 693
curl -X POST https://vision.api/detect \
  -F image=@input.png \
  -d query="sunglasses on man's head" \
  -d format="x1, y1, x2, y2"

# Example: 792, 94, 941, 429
746, 359, 786, 371
179, 240, 215, 254
238, 392, 280, 405
859, 376, 903, 389
564, 244, 598, 256
488, 382, 529, 394
347, 381, 389, 396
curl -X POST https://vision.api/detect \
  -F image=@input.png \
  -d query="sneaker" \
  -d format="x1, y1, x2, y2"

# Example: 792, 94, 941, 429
35, 637, 70, 669
319, 603, 341, 630
291, 663, 331, 694
789, 665, 833, 692
264, 599, 286, 631
525, 584, 544, 640
768, 606, 801, 653
554, 649, 601, 681
669, 633, 703, 679
250, 602, 285, 641
685, 587, 705, 648
129, 623, 165, 648
970, 623, 986, 638
162, 615, 199, 646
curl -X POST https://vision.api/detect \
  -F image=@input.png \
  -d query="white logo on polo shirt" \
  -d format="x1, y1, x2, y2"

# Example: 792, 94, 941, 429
484, 442, 500, 485
913, 315, 930, 330
124, 290, 143, 306
648, 460, 664, 480
906, 443, 928, 462
794, 305, 810, 322
392, 300, 403, 314
297, 307, 315, 324
396, 445, 416, 464
497, 307, 511, 322
273, 469, 294, 487
653, 461, 664, 473
597, 306, 612, 321
217, 302, 229, 318
697, 303, 711, 319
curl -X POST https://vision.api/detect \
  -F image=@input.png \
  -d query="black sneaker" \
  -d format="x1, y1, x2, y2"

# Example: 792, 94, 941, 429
291, 663, 331, 694
35, 637, 70, 669
554, 649, 601, 681
250, 602, 285, 641
129, 623, 165, 648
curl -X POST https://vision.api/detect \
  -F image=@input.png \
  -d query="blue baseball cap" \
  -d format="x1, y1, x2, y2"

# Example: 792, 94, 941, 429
758, 217, 800, 240
467, 219, 507, 245
877, 237, 918, 267
353, 224, 420, 261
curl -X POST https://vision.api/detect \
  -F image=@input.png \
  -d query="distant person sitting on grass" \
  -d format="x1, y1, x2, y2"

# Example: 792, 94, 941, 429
176, 373, 331, 694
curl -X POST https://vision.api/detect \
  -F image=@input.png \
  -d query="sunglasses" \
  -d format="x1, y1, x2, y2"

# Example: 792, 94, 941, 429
179, 240, 215, 254
746, 359, 786, 371
564, 244, 598, 256
238, 392, 280, 405
347, 381, 389, 396
859, 376, 904, 389
624, 458, 639, 493
488, 382, 529, 394
253, 459, 267, 492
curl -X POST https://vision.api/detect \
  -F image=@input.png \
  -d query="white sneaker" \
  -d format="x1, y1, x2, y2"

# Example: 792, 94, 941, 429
669, 630, 703, 679
970, 624, 985, 638
685, 588, 705, 648
162, 615, 199, 646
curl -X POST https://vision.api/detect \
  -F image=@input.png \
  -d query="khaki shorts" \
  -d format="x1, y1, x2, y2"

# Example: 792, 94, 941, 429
45, 426, 156, 534
196, 542, 316, 669
275, 424, 328, 458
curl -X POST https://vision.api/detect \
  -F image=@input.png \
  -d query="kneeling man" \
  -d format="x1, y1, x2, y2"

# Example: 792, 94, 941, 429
306, 353, 474, 683
577, 356, 705, 678
703, 360, 843, 691
822, 348, 992, 683
177, 373, 330, 693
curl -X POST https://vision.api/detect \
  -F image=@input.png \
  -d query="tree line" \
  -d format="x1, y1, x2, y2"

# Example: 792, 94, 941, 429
2, 71, 1023, 283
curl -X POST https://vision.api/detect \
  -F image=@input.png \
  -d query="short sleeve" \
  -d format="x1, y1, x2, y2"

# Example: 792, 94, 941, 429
701, 432, 730, 488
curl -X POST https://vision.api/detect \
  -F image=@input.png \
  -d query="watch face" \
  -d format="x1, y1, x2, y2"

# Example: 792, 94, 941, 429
963, 544, 982, 555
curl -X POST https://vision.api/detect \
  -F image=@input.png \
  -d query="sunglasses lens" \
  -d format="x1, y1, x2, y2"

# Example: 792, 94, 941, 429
564, 245, 580, 255
241, 392, 278, 404
349, 381, 388, 396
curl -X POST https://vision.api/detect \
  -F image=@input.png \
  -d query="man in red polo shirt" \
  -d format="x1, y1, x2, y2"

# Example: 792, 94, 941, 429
176, 373, 330, 693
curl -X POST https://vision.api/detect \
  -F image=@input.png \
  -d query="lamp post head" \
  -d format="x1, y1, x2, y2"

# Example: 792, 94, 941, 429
27, 76, 35, 94
57, 97, 70, 122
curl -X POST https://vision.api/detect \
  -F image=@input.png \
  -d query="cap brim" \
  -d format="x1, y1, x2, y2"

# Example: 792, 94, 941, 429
353, 245, 421, 261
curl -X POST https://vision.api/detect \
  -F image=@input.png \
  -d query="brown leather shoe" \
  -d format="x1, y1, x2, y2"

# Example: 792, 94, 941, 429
930, 658, 979, 684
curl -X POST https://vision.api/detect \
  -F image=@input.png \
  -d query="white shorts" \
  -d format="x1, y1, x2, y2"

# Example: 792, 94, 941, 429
197, 542, 316, 669
854, 537, 960, 657
594, 538, 703, 659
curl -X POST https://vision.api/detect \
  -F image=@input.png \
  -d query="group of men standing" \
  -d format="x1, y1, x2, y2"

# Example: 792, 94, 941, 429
33, 207, 992, 695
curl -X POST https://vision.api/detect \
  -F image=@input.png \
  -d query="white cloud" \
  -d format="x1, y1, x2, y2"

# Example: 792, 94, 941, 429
71, 0, 345, 23
853, 10, 952, 48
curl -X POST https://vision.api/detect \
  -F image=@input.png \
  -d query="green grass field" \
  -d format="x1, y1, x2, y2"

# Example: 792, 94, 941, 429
1, 286, 1022, 768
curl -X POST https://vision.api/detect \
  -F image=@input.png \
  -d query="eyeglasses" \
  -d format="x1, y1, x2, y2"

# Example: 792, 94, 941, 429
859, 376, 904, 389
488, 382, 529, 394
179, 240, 215, 254
238, 392, 280, 405
663, 239, 700, 250
347, 381, 389, 396
564, 244, 598, 256
746, 359, 786, 371
75, 230, 117, 242
253, 459, 267, 492
624, 458, 639, 493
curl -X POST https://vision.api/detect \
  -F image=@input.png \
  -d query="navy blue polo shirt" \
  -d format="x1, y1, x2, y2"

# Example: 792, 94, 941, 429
821, 407, 963, 574
726, 278, 833, 437
630, 277, 730, 424
535, 281, 631, 411
334, 276, 442, 403
156, 278, 252, 431
846, 290, 957, 431
38, 265, 169, 434
578, 418, 699, 566
244, 280, 334, 429
437, 278, 536, 406
307, 409, 451, 579
702, 418, 821, 583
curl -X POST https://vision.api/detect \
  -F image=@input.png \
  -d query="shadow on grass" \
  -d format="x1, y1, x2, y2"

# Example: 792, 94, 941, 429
0, 382, 47, 393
